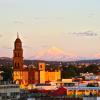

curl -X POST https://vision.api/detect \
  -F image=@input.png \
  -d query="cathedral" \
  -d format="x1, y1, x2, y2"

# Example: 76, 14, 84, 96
13, 34, 61, 89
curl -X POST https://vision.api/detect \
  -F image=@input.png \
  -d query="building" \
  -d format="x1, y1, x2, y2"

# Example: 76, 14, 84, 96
13, 34, 61, 88
66, 86, 100, 97
80, 72, 99, 80
83, 97, 100, 100
39, 63, 61, 84
0, 81, 20, 100
13, 34, 39, 88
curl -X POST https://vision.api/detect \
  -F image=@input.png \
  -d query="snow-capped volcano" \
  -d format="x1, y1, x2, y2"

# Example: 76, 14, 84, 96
30, 46, 79, 61
92, 53, 100, 59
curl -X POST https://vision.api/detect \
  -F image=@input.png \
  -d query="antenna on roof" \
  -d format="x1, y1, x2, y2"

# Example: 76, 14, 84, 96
17, 32, 19, 38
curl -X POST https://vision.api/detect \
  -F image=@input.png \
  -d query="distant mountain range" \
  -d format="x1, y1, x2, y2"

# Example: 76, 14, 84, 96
30, 46, 78, 61
0, 57, 12, 60
1, 56, 100, 66
29, 46, 99, 61
0, 57, 12, 66
0, 46, 100, 66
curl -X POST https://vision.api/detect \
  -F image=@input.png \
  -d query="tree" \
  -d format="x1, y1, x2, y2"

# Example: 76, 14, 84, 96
84, 64, 99, 74
62, 65, 77, 78
1, 65, 13, 81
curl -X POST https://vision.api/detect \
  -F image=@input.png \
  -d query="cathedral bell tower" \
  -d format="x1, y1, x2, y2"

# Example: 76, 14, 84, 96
13, 33, 23, 70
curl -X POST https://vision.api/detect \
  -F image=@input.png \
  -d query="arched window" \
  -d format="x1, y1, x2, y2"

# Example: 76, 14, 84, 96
18, 63, 19, 67
15, 63, 16, 67
18, 53, 19, 57
15, 53, 17, 57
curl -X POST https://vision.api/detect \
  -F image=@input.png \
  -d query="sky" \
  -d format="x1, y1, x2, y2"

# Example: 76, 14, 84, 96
0, 0, 100, 59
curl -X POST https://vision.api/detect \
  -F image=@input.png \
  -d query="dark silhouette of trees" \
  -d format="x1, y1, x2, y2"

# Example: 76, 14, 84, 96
62, 65, 78, 78
84, 64, 99, 74
1, 65, 13, 81
61, 64, 99, 78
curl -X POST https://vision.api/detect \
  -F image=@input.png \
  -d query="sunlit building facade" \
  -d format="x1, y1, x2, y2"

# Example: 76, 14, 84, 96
13, 34, 39, 88
13, 35, 61, 88
39, 63, 61, 83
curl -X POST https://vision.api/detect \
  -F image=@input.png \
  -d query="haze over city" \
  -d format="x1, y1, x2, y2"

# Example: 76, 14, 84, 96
0, 0, 100, 60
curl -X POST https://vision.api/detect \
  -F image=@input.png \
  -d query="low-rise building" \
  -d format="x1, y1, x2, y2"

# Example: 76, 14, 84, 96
0, 81, 20, 100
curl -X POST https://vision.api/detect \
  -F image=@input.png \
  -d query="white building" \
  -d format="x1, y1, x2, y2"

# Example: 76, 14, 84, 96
0, 82, 20, 100
80, 73, 97, 80
83, 97, 100, 100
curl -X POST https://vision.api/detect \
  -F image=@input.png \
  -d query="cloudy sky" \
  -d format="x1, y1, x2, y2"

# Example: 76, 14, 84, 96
0, 0, 100, 58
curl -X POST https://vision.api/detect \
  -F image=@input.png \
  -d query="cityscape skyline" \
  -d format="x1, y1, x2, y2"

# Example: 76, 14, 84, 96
0, 1, 100, 99
0, 0, 100, 60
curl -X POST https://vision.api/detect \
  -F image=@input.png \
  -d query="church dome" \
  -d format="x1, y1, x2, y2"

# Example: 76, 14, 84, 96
15, 38, 21, 43
15, 33, 22, 43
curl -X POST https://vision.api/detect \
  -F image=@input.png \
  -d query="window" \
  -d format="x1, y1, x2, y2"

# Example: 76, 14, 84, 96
15, 63, 16, 67
15, 53, 17, 57
18, 63, 19, 67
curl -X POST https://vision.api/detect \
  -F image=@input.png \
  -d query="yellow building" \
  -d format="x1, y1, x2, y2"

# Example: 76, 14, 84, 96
39, 63, 61, 83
